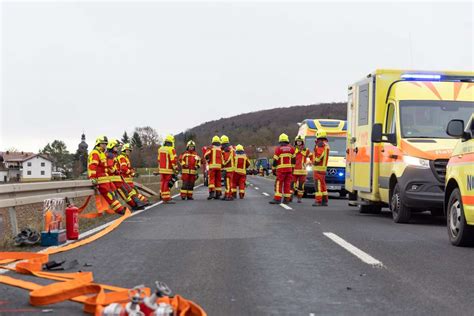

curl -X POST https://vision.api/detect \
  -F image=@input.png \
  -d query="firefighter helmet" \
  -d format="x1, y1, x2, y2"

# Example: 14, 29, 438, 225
164, 134, 175, 143
316, 130, 327, 139
236, 144, 244, 151
187, 140, 196, 148
107, 139, 119, 150
295, 135, 304, 144
95, 135, 108, 146
220, 135, 230, 144
278, 133, 289, 143
122, 143, 132, 151
212, 135, 221, 144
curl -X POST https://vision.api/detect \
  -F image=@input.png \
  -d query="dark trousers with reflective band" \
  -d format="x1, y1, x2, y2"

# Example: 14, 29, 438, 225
181, 173, 196, 198
97, 182, 125, 213
160, 174, 172, 201
208, 169, 222, 193
314, 171, 328, 203
274, 171, 293, 201
233, 173, 246, 197
293, 174, 306, 198
224, 171, 234, 197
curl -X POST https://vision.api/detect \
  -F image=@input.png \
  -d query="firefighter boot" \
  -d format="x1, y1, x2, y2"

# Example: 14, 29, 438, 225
239, 193, 244, 199
269, 199, 281, 204
215, 191, 222, 200
207, 191, 215, 200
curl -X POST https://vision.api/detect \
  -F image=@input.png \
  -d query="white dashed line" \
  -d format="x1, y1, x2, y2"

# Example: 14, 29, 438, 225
280, 203, 293, 210
254, 187, 259, 190
262, 192, 270, 196
323, 232, 384, 268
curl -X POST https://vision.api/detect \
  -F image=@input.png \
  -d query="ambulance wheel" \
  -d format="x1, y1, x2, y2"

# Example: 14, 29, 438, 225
339, 191, 347, 198
447, 188, 474, 246
391, 183, 411, 223
359, 204, 381, 214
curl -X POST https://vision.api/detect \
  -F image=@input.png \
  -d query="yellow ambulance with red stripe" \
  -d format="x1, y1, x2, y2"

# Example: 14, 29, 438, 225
445, 115, 474, 246
346, 69, 474, 223
297, 119, 347, 197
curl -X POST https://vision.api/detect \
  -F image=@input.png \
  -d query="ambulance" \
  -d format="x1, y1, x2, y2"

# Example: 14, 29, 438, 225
297, 119, 347, 197
346, 69, 474, 223
445, 115, 474, 246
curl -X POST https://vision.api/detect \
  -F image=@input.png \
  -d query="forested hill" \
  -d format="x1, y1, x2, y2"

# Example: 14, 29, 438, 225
175, 102, 346, 153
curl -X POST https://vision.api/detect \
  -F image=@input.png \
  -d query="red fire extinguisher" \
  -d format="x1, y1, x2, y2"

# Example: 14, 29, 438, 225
65, 204, 79, 240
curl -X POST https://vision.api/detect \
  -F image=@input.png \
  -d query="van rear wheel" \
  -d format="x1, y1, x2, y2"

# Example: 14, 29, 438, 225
391, 183, 411, 223
447, 188, 474, 246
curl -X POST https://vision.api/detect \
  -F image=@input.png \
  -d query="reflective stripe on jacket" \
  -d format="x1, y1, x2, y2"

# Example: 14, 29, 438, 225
234, 153, 250, 175
179, 151, 201, 174
313, 140, 330, 172
222, 147, 235, 172
158, 146, 177, 174
293, 147, 310, 175
273, 145, 295, 173
87, 148, 109, 183
204, 146, 223, 170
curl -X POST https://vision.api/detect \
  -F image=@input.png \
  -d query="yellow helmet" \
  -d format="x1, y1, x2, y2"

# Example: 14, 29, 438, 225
165, 134, 174, 143
95, 135, 108, 146
278, 133, 289, 143
316, 129, 327, 139
295, 135, 304, 143
212, 135, 221, 144
187, 140, 196, 148
236, 144, 244, 151
122, 143, 132, 151
107, 139, 119, 150
220, 135, 230, 144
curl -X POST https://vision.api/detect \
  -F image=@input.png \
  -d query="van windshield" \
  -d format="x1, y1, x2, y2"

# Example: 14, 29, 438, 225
399, 100, 474, 138
305, 136, 346, 157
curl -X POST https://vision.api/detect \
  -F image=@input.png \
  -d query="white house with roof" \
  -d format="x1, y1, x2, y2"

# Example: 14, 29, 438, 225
0, 152, 53, 182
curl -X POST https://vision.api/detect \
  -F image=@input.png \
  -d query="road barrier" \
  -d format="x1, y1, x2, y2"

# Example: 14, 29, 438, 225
0, 180, 157, 238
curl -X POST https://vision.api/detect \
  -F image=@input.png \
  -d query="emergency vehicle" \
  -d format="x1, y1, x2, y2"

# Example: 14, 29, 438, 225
346, 69, 474, 223
445, 115, 474, 246
298, 119, 347, 197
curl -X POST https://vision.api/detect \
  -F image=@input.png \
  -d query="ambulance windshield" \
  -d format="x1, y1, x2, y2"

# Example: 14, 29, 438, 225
399, 100, 474, 138
306, 136, 346, 157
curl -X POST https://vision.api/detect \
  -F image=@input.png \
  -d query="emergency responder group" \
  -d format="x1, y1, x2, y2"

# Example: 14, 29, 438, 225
269, 130, 330, 207
87, 130, 328, 212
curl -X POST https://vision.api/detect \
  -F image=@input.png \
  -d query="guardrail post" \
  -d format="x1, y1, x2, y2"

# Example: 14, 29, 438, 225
8, 206, 18, 236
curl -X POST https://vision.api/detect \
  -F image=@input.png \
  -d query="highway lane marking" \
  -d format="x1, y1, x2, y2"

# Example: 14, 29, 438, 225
280, 203, 293, 210
262, 192, 270, 196
323, 232, 384, 268
254, 187, 259, 190
0, 184, 205, 275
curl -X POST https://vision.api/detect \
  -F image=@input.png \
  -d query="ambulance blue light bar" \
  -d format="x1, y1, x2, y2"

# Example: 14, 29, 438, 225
401, 74, 441, 80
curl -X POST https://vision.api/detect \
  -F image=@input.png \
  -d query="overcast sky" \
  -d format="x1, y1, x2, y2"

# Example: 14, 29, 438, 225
1, 1, 473, 152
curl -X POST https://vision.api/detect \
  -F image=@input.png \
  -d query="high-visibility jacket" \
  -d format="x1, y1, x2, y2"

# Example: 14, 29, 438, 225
293, 147, 311, 175
179, 150, 201, 175
204, 146, 223, 170
222, 146, 235, 172
313, 140, 330, 172
118, 154, 134, 183
234, 153, 250, 175
87, 148, 110, 184
273, 145, 295, 173
158, 145, 177, 174
106, 151, 122, 182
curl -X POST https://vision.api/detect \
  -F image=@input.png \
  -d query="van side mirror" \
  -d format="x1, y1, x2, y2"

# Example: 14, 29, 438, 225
446, 119, 465, 138
372, 124, 383, 143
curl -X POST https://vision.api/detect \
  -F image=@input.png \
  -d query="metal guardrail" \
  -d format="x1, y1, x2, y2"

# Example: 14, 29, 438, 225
0, 180, 158, 237
0, 180, 95, 209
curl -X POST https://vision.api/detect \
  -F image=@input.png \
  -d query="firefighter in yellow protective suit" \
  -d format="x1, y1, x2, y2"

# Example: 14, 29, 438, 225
118, 143, 149, 205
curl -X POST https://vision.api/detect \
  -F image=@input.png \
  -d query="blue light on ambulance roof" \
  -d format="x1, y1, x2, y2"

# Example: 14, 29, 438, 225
401, 74, 441, 80
338, 172, 344, 177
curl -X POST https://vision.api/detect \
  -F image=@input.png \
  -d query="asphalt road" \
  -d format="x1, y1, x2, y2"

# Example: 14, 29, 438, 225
2, 175, 474, 315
